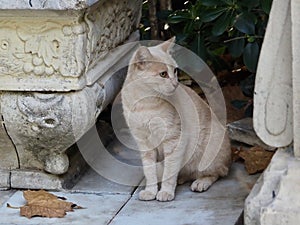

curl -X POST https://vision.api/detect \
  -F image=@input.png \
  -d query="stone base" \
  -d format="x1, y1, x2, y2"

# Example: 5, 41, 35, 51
0, 146, 88, 190
227, 118, 276, 150
244, 148, 300, 225
0, 170, 10, 190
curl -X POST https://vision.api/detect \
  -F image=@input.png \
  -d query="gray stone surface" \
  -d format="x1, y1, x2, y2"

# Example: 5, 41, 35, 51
0, 162, 259, 225
72, 168, 142, 195
227, 118, 276, 150
0, 190, 15, 206
111, 163, 259, 225
0, 191, 130, 225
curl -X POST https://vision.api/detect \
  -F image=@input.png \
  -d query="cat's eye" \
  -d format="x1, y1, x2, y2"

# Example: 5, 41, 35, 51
159, 71, 169, 78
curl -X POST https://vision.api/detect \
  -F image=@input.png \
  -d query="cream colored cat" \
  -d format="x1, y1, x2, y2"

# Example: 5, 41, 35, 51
121, 38, 231, 202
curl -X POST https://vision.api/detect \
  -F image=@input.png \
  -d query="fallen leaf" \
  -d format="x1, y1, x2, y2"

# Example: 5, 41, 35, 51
7, 190, 84, 219
23, 190, 74, 212
20, 205, 66, 218
239, 146, 274, 174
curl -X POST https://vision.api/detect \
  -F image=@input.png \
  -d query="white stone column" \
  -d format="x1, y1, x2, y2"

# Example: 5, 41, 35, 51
0, 0, 142, 189
245, 0, 300, 224
291, 0, 300, 157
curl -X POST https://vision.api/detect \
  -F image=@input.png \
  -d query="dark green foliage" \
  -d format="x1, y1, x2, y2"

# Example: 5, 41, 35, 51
164, 0, 272, 72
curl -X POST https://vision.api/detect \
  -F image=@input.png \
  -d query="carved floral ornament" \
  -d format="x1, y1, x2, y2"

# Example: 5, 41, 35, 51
0, 20, 87, 78
0, 0, 141, 83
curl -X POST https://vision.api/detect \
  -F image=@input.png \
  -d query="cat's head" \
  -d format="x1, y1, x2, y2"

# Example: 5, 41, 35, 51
128, 37, 179, 95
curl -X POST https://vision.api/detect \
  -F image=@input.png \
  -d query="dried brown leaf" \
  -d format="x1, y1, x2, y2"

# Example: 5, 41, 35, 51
20, 205, 66, 219
29, 198, 74, 212
18, 190, 84, 219
23, 190, 59, 202
239, 146, 274, 174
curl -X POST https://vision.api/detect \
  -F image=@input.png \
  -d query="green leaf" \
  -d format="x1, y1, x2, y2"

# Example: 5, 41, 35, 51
212, 11, 232, 36
243, 42, 260, 72
202, 8, 226, 22
168, 11, 191, 24
234, 13, 256, 34
176, 33, 189, 45
168, 15, 189, 24
239, 0, 259, 9
201, 0, 224, 6
191, 32, 206, 60
247, 36, 256, 43
228, 38, 245, 57
231, 100, 248, 109
261, 0, 273, 14
211, 46, 227, 56
221, 0, 235, 5
183, 20, 194, 33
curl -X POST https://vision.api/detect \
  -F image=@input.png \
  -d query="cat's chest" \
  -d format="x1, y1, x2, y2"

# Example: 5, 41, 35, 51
127, 108, 172, 127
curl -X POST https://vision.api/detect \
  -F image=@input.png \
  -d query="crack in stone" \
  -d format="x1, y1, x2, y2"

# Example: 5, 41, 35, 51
1, 115, 20, 170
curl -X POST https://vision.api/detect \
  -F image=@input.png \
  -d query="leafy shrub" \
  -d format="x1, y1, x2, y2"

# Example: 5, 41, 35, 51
163, 0, 272, 72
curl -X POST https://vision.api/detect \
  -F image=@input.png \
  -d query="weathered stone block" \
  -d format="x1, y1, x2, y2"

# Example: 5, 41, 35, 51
0, 170, 10, 189
0, 0, 142, 189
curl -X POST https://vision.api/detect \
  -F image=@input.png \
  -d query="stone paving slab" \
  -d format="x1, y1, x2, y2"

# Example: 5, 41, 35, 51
0, 190, 15, 206
72, 168, 141, 195
0, 191, 130, 225
110, 163, 259, 225
0, 162, 259, 225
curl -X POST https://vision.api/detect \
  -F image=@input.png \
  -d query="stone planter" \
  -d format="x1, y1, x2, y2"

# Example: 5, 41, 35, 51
0, 0, 142, 189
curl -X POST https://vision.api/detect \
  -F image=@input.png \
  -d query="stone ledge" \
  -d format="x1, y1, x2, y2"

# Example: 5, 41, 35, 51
227, 118, 276, 150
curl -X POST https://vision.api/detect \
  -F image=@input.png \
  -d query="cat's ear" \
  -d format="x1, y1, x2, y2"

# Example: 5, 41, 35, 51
159, 36, 176, 53
134, 46, 153, 70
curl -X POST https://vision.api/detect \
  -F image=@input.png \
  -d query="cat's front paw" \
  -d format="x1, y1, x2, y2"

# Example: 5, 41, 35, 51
156, 190, 175, 202
191, 177, 217, 192
139, 190, 157, 201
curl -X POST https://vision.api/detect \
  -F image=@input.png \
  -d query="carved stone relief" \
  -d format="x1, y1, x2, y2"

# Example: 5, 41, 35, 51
0, 0, 141, 91
85, 0, 141, 69
0, 20, 87, 78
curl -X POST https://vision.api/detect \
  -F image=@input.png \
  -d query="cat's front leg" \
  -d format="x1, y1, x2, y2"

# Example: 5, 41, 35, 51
156, 142, 183, 202
139, 150, 158, 201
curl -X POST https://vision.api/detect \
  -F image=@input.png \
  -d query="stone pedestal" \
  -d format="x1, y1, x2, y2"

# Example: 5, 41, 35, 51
245, 149, 300, 225
245, 0, 300, 224
0, 0, 142, 189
